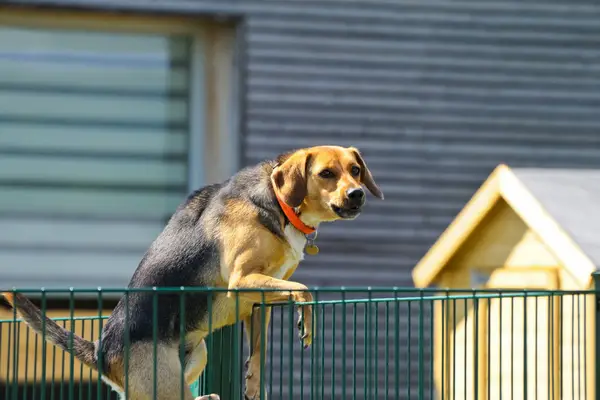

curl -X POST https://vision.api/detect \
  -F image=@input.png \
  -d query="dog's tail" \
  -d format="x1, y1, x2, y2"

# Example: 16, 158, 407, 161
2, 292, 98, 369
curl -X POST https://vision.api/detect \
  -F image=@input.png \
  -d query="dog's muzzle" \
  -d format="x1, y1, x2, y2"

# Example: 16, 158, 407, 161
331, 188, 365, 219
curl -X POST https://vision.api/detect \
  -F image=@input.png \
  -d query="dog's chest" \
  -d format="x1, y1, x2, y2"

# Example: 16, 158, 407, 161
273, 225, 306, 279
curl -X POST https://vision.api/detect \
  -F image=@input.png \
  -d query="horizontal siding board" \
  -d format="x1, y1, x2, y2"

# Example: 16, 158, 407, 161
250, 59, 598, 78
248, 79, 600, 104
248, 17, 600, 42
247, 122, 600, 146
247, 95, 600, 117
13, 0, 600, 18
246, 136, 600, 162
249, 63, 600, 89
246, 107, 600, 128
248, 34, 600, 61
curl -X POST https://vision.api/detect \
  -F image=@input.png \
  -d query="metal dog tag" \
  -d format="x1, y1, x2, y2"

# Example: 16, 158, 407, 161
305, 231, 319, 256
305, 243, 319, 255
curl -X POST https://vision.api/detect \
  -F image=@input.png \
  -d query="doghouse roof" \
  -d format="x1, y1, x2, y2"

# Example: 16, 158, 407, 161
412, 165, 600, 288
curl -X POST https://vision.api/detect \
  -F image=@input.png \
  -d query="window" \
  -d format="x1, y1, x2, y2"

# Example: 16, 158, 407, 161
0, 9, 238, 292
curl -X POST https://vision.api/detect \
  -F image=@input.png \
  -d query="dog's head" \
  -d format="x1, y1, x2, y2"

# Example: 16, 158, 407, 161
271, 145, 383, 225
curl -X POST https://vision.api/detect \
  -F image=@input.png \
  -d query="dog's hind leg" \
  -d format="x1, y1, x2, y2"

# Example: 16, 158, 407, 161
126, 342, 213, 400
243, 307, 272, 400
183, 339, 220, 400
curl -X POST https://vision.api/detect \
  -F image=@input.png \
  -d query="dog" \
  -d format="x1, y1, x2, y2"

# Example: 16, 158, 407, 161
3, 145, 383, 400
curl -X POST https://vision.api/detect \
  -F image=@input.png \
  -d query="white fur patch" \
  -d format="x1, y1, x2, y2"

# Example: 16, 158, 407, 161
273, 225, 306, 279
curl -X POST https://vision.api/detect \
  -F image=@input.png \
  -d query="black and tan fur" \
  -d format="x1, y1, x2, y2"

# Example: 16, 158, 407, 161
3, 145, 383, 400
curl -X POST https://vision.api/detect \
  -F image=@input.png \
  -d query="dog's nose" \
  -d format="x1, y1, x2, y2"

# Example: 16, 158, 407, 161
347, 187, 365, 204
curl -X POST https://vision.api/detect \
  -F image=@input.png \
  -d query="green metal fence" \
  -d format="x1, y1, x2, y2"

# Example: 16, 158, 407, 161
0, 286, 597, 399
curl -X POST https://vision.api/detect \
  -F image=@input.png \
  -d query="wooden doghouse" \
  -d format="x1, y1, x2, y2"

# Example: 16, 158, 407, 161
412, 165, 599, 400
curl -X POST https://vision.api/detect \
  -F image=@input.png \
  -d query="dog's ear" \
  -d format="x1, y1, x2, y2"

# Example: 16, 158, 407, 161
349, 147, 384, 200
271, 150, 313, 208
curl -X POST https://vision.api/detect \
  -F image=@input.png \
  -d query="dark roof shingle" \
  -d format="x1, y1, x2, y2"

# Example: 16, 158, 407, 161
512, 168, 600, 269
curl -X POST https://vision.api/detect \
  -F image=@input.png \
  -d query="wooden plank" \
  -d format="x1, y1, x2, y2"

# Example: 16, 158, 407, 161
484, 269, 559, 400
0, 307, 111, 384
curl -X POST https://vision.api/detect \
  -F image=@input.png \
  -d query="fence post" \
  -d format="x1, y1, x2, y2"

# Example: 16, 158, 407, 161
593, 272, 600, 400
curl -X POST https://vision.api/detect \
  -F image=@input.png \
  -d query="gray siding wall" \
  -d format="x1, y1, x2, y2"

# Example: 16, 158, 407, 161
8, 0, 600, 398
13, 0, 600, 285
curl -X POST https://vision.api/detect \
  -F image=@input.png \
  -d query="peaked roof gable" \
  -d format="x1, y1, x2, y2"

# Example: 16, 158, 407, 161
412, 165, 596, 288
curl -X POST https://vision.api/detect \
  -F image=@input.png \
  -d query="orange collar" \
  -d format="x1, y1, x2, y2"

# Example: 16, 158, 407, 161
275, 196, 316, 235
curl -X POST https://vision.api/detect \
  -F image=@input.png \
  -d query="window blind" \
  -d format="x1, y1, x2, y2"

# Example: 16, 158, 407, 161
0, 26, 194, 291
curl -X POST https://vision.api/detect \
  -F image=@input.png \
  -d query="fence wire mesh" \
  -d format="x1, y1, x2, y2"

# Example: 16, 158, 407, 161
0, 288, 595, 399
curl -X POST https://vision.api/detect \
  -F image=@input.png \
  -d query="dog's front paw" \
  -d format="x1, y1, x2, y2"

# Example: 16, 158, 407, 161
244, 357, 253, 379
244, 385, 267, 400
244, 366, 267, 400
244, 393, 265, 400
297, 305, 313, 348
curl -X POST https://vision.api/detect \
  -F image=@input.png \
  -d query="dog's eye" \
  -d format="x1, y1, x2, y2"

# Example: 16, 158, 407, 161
351, 166, 361, 177
319, 169, 334, 179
